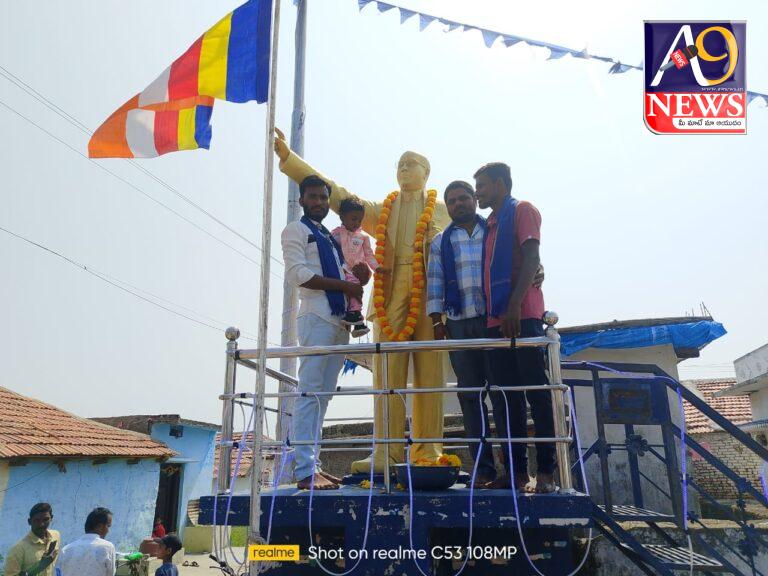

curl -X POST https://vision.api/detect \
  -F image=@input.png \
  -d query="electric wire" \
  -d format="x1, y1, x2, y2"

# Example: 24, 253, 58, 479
0, 223, 276, 343
0, 64, 285, 269
398, 389, 482, 576
0, 96, 284, 282
0, 462, 56, 493
306, 392, 377, 576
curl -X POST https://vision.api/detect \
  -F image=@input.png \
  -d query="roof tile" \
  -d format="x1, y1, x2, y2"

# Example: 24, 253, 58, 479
0, 387, 175, 460
683, 378, 751, 434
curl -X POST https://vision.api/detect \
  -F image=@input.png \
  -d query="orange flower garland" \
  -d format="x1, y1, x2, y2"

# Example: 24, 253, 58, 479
373, 190, 437, 341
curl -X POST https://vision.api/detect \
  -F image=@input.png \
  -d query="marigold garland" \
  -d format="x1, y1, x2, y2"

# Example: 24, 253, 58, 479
373, 189, 437, 341
413, 454, 462, 467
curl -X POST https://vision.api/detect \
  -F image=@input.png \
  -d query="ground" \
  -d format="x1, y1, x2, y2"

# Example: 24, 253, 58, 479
177, 553, 223, 575
183, 549, 249, 575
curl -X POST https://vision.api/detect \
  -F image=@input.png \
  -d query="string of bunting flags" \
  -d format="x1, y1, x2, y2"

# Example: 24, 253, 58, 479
356, 0, 768, 105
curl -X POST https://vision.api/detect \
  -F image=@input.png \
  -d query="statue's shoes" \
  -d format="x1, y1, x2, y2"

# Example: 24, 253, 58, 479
350, 452, 403, 475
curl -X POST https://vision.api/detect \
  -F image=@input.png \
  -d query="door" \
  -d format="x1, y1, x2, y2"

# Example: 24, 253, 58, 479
154, 463, 182, 533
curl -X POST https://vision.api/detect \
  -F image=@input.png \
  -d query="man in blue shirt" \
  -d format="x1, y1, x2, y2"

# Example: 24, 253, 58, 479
428, 180, 545, 489
427, 181, 496, 486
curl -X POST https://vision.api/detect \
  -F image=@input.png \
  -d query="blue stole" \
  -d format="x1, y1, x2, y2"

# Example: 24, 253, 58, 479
482, 197, 518, 317
441, 216, 485, 316
300, 215, 346, 316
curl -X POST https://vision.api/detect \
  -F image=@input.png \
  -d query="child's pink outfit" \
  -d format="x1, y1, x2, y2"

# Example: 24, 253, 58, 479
331, 226, 379, 312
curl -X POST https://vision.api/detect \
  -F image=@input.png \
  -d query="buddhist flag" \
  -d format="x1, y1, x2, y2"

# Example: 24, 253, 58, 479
89, 0, 272, 159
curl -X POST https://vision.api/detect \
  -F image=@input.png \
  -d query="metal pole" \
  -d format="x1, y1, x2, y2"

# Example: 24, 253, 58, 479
544, 312, 573, 493
276, 0, 308, 481
382, 352, 390, 493
218, 328, 240, 494
249, 0, 281, 569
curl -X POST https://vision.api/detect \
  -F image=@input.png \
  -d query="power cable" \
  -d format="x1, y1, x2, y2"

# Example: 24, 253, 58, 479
0, 97, 277, 275
0, 463, 56, 493
0, 64, 285, 269
0, 223, 281, 343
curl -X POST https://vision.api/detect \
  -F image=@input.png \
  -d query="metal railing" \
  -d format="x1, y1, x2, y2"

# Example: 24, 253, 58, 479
564, 361, 768, 576
216, 312, 573, 543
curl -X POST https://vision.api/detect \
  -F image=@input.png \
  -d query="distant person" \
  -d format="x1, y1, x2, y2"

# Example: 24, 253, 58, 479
154, 535, 182, 576
152, 518, 166, 539
59, 507, 116, 576
4, 502, 60, 576
332, 197, 380, 337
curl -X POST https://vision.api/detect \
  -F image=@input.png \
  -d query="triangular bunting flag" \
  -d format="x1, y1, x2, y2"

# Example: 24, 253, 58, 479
547, 47, 569, 60
440, 18, 461, 32
348, 0, 768, 105
503, 35, 524, 47
399, 7, 416, 24
608, 61, 632, 74
573, 47, 590, 59
419, 13, 437, 31
482, 30, 501, 48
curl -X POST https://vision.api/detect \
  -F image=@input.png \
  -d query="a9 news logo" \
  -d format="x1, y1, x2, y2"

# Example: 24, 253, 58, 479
644, 21, 746, 135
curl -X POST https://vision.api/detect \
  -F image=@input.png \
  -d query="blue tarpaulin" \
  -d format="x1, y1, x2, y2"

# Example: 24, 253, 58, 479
560, 320, 726, 357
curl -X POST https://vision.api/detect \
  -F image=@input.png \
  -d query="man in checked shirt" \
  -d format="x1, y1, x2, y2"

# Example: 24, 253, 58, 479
427, 179, 547, 491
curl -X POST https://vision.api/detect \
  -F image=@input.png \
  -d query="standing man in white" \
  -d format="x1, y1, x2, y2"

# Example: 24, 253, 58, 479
59, 507, 116, 576
281, 175, 364, 490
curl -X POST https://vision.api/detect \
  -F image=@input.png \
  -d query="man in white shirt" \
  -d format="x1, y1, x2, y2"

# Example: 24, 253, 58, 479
59, 507, 115, 576
281, 175, 364, 490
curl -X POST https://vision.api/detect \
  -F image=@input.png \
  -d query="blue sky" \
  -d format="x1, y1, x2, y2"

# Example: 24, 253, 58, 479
1, 0, 766, 426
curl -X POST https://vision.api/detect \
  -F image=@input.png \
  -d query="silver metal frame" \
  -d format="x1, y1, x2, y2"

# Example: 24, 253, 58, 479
218, 312, 573, 548
248, 0, 281, 569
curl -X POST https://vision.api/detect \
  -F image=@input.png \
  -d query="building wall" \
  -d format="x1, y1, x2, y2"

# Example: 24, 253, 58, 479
564, 344, 685, 515
150, 423, 216, 539
751, 388, 768, 422
735, 343, 768, 383
0, 458, 160, 570
691, 430, 762, 500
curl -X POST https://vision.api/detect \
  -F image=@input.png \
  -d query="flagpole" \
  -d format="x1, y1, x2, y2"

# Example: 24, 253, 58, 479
275, 0, 307, 483
249, 0, 281, 569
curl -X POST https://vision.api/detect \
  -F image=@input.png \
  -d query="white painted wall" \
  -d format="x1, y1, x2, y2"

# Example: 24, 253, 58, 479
751, 388, 768, 422
735, 343, 768, 384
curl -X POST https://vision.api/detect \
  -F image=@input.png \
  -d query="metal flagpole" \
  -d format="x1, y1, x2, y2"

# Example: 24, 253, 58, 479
275, 0, 308, 483
249, 0, 281, 570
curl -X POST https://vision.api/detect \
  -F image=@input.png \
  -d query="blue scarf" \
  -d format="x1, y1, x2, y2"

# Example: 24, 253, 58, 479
300, 215, 346, 316
441, 215, 485, 316
482, 197, 518, 317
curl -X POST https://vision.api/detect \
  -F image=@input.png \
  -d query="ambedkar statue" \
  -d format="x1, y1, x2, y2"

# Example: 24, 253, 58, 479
275, 131, 448, 473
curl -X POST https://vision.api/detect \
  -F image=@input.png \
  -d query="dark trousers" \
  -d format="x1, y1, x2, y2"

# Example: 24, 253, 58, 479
485, 319, 556, 476
446, 316, 496, 481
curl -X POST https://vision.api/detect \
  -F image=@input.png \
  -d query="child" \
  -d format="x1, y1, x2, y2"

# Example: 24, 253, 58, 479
152, 517, 166, 539
332, 198, 379, 337
154, 534, 182, 576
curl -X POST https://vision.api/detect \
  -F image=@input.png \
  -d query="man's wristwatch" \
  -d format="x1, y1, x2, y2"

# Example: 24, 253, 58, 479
433, 321, 443, 328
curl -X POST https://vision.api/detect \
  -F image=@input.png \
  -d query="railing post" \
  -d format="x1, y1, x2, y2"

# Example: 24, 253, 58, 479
382, 351, 390, 494
218, 327, 240, 494
544, 312, 574, 492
